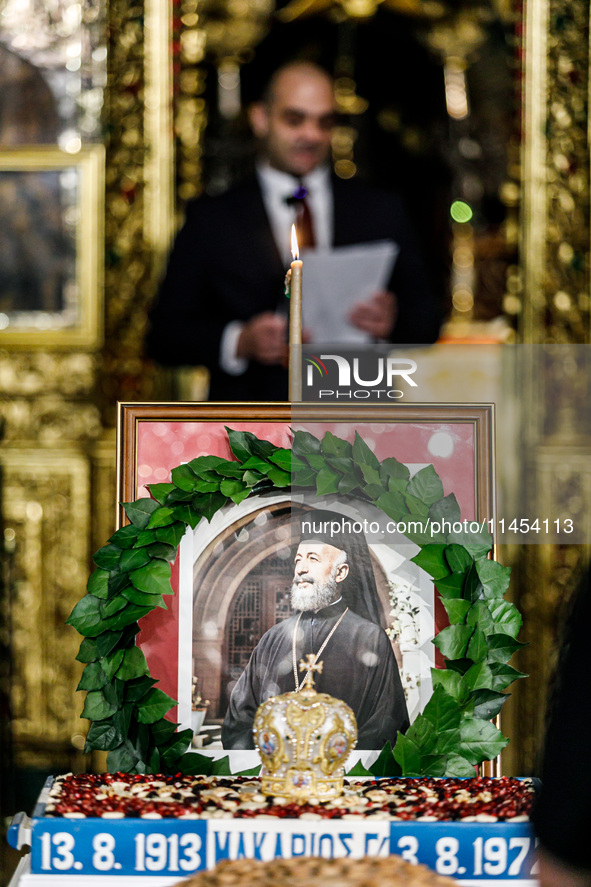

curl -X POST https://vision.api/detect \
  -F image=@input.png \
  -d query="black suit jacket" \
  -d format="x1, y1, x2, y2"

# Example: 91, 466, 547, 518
146, 176, 441, 400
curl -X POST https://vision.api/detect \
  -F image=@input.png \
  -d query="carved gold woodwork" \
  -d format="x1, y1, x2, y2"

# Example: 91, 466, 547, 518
2, 448, 91, 769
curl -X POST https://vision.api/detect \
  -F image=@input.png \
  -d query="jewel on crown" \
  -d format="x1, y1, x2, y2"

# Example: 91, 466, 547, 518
253, 655, 358, 801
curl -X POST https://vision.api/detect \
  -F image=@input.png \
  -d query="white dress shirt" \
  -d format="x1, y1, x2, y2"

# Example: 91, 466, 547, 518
220, 163, 333, 375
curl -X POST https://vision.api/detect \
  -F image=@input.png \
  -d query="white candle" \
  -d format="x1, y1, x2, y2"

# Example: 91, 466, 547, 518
289, 224, 302, 402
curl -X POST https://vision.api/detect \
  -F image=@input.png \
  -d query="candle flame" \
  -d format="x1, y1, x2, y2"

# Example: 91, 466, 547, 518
291, 224, 299, 260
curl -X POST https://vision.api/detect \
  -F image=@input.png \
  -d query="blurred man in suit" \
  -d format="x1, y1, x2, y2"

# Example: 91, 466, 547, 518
146, 61, 441, 400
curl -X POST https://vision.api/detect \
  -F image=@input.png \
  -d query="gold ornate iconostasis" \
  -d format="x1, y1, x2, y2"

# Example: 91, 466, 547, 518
0, 0, 589, 833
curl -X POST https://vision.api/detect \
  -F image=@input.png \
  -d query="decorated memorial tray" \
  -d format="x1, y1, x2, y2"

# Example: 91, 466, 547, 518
9, 774, 539, 885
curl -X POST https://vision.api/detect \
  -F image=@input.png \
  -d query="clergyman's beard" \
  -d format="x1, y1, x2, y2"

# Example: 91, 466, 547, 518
291, 573, 340, 612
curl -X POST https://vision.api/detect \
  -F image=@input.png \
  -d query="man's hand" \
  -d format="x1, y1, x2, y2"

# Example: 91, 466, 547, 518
236, 312, 288, 365
348, 290, 398, 340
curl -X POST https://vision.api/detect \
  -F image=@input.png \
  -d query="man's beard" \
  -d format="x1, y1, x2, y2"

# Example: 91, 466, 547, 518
291, 572, 340, 612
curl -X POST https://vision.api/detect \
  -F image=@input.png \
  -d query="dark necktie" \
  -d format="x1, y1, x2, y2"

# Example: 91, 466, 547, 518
285, 183, 316, 250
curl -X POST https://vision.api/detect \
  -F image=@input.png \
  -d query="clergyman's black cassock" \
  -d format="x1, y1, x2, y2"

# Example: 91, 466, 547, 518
221, 597, 409, 750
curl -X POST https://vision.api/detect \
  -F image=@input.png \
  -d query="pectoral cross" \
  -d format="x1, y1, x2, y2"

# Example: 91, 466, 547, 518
298, 655, 323, 691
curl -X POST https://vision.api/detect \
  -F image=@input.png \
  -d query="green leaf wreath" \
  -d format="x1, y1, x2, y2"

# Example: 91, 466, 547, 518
68, 427, 526, 778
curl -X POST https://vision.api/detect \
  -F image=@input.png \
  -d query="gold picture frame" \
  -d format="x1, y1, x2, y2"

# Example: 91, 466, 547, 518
116, 401, 501, 774
0, 145, 104, 349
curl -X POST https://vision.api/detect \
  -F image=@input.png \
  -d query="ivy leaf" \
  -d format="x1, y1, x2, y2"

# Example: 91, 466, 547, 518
268, 448, 296, 472
123, 498, 161, 528
110, 524, 141, 549
76, 637, 99, 663
122, 586, 167, 609
119, 548, 151, 573
405, 718, 437, 755
108, 571, 131, 596
147, 542, 177, 562
405, 494, 429, 519
471, 689, 509, 720
210, 756, 233, 776
422, 684, 461, 734
407, 465, 444, 506
433, 729, 461, 755
293, 467, 317, 487
487, 600, 523, 638
466, 627, 489, 662
266, 467, 291, 488
431, 668, 467, 703
352, 431, 380, 471
429, 493, 461, 526
338, 473, 361, 495
150, 719, 180, 744
459, 717, 509, 765
475, 558, 511, 599
444, 658, 473, 676
193, 480, 220, 493
197, 491, 228, 522
147, 483, 176, 505
225, 428, 261, 461
220, 479, 247, 501
94, 544, 122, 571
380, 456, 410, 482
393, 731, 422, 776
435, 573, 465, 599
445, 544, 473, 574
466, 601, 495, 635
462, 661, 494, 692
101, 648, 125, 680
124, 675, 157, 703
316, 467, 340, 495
321, 432, 352, 458
345, 759, 373, 777
489, 663, 528, 691
360, 463, 381, 486
175, 752, 214, 776
188, 455, 229, 477
137, 688, 177, 724
146, 506, 177, 529
420, 755, 447, 777
81, 689, 118, 721
155, 522, 187, 548
101, 595, 128, 618
445, 754, 476, 777
134, 529, 157, 548
107, 603, 152, 631
67, 595, 109, 638
215, 462, 244, 478
410, 545, 449, 580
441, 598, 471, 623
170, 464, 198, 492
368, 741, 401, 777
87, 569, 110, 599
97, 627, 136, 658
304, 453, 327, 471
363, 483, 386, 501
130, 559, 172, 595
84, 720, 121, 753
161, 730, 193, 766
174, 505, 201, 529
77, 661, 108, 691
230, 764, 260, 776
375, 491, 408, 523
448, 522, 492, 558
116, 646, 150, 680
486, 633, 527, 664
107, 741, 141, 773
433, 624, 473, 659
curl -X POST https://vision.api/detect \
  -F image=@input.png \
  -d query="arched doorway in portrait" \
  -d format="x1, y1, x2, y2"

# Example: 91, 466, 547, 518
183, 492, 424, 742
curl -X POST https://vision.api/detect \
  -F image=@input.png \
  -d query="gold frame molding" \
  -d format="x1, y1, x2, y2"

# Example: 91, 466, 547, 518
0, 145, 104, 350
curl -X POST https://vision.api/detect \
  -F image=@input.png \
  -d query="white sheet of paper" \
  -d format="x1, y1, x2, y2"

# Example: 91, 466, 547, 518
301, 240, 399, 344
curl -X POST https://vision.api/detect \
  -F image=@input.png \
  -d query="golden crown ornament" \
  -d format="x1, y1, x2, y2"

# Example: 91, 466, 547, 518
253, 655, 358, 801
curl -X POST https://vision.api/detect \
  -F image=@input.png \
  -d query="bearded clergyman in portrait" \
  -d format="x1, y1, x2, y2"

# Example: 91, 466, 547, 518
222, 508, 409, 749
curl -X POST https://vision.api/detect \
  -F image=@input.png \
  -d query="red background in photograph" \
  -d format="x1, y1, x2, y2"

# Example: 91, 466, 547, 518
135, 420, 478, 709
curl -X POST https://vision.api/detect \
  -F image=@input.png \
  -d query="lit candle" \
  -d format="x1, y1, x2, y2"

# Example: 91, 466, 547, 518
289, 223, 302, 402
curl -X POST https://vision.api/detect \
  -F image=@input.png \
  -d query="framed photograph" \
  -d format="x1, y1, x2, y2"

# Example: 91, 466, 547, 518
0, 146, 104, 348
117, 402, 494, 769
